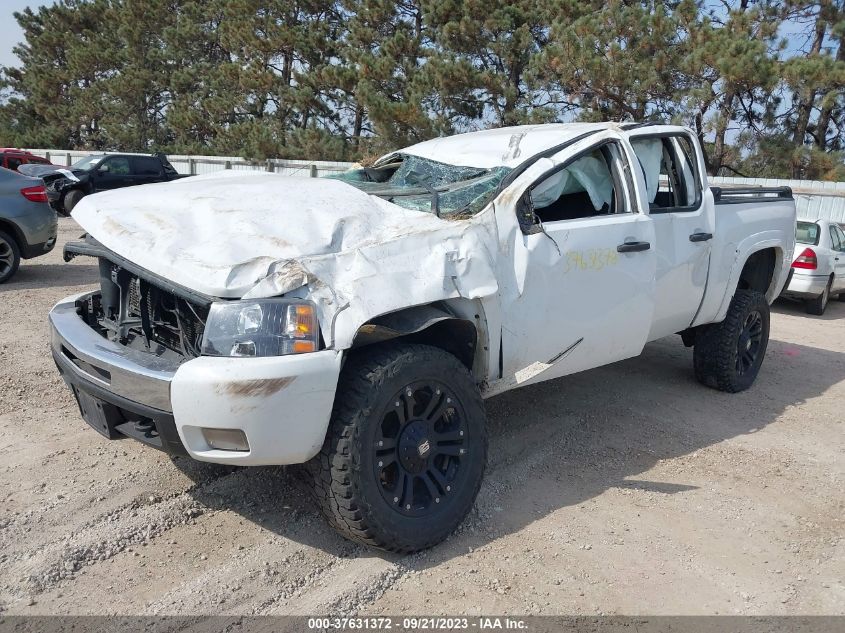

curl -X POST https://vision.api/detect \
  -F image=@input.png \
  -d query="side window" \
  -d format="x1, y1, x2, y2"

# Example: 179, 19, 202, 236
631, 135, 701, 212
829, 225, 842, 251
834, 226, 845, 252
526, 143, 632, 225
6, 157, 22, 171
133, 156, 162, 176
103, 157, 131, 175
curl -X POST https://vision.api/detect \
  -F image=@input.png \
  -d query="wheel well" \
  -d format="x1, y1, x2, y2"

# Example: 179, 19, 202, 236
0, 219, 24, 252
737, 248, 776, 296
350, 305, 478, 371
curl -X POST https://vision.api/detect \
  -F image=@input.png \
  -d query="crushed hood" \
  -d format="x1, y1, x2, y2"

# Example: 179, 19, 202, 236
73, 171, 454, 298
72, 171, 500, 348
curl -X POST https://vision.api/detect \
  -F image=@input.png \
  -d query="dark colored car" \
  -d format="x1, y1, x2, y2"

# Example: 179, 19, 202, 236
0, 148, 55, 172
19, 153, 185, 216
0, 167, 58, 283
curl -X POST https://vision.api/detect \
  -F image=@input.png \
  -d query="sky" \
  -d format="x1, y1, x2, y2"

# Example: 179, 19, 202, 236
1, 0, 55, 68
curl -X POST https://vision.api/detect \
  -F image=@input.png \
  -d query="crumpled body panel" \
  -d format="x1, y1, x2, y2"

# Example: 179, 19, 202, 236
72, 170, 500, 350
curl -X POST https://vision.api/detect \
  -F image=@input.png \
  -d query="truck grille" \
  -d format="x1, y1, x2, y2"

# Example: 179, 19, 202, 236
97, 261, 209, 358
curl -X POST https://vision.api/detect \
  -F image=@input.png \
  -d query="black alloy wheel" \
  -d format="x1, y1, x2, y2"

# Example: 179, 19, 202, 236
305, 343, 487, 553
374, 380, 469, 517
735, 310, 764, 376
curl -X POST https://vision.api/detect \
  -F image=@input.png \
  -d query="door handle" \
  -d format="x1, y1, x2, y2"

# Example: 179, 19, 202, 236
617, 241, 651, 253
689, 232, 713, 242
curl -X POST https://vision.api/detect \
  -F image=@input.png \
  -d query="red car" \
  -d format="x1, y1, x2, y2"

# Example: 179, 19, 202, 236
0, 148, 55, 172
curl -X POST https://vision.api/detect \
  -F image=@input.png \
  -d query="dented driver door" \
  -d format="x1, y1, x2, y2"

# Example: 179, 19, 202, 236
497, 136, 657, 389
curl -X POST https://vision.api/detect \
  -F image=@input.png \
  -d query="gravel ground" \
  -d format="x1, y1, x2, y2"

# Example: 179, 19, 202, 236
0, 217, 842, 616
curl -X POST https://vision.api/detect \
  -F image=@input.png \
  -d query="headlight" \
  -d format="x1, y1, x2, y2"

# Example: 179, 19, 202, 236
201, 299, 319, 357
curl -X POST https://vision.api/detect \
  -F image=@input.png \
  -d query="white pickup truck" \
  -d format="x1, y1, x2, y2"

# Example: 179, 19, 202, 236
51, 123, 796, 552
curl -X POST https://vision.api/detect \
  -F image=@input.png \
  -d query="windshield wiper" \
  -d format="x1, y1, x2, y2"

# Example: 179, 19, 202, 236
407, 171, 440, 217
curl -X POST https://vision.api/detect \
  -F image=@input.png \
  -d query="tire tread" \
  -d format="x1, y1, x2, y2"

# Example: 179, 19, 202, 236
694, 289, 769, 393
303, 343, 486, 553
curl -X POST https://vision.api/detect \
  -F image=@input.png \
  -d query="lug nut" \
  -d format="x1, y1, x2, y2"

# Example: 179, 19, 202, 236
405, 504, 411, 510
378, 461, 383, 467
393, 497, 399, 503
435, 498, 440, 503
446, 485, 451, 492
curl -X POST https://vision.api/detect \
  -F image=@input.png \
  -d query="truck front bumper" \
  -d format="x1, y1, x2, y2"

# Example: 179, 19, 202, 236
50, 292, 342, 466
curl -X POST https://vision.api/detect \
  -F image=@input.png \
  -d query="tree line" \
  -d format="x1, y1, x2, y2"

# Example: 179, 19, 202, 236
1, 0, 843, 180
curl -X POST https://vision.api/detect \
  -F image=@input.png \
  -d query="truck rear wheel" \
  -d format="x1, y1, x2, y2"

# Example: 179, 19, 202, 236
305, 343, 487, 553
0, 231, 21, 284
693, 289, 770, 393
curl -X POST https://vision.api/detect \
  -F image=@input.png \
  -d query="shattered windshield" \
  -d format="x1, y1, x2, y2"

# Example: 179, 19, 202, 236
72, 155, 105, 170
326, 154, 510, 217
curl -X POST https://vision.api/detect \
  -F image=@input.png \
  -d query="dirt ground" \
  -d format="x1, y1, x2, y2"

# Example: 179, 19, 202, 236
0, 217, 842, 616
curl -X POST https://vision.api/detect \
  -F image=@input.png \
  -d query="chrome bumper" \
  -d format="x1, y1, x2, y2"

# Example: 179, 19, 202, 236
49, 292, 179, 412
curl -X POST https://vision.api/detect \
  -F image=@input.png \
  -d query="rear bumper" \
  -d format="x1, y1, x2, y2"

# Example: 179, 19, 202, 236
21, 237, 57, 259
50, 292, 343, 465
781, 270, 829, 299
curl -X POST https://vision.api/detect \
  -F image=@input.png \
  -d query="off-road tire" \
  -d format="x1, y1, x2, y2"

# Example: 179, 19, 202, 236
63, 189, 84, 214
304, 343, 487, 553
694, 289, 770, 393
806, 278, 832, 315
0, 231, 21, 284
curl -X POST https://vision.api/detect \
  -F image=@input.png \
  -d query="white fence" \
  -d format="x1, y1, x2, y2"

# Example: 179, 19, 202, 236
24, 148, 354, 178
710, 176, 845, 223
23, 148, 845, 222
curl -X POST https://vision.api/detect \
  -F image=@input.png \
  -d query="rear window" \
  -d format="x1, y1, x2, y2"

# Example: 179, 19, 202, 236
796, 221, 820, 245
133, 156, 162, 176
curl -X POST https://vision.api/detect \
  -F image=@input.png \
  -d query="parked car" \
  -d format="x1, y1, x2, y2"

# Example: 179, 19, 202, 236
0, 167, 57, 283
780, 218, 845, 315
50, 123, 795, 552
19, 153, 185, 216
0, 148, 54, 172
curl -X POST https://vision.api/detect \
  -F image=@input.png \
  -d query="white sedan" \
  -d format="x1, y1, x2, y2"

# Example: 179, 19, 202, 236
781, 218, 845, 314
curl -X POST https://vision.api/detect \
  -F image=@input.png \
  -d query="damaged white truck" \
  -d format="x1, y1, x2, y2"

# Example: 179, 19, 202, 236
50, 123, 796, 552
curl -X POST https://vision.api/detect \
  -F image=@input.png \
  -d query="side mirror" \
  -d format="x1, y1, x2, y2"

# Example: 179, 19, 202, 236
97, 163, 110, 173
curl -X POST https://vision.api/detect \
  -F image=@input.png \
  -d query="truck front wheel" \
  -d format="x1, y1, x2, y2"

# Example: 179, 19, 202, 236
693, 289, 770, 393
305, 343, 487, 553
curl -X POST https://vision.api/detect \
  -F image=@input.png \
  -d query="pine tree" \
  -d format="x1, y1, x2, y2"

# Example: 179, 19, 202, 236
423, 0, 555, 127
1, 0, 118, 148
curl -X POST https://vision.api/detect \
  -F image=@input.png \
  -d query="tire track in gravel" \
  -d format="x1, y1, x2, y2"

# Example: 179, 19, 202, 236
1, 462, 242, 602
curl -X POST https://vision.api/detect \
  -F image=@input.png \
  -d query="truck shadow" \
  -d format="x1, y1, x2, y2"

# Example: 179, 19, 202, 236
172, 325, 845, 565
0, 262, 98, 291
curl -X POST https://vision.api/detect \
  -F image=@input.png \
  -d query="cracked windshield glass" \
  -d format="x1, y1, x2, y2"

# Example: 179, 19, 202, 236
327, 154, 511, 217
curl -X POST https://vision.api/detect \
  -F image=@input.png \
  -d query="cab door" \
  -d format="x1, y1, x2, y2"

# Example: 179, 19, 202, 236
627, 131, 714, 341
498, 136, 657, 386
92, 156, 133, 192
